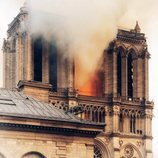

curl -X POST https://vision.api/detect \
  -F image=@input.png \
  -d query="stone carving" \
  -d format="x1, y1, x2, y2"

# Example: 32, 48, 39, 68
124, 145, 134, 158
119, 140, 123, 146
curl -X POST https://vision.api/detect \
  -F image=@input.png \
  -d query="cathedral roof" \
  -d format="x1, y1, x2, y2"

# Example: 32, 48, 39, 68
0, 88, 103, 126
0, 89, 104, 137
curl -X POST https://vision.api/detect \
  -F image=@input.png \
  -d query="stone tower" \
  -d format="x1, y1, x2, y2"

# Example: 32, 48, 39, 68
2, 2, 153, 157
99, 22, 153, 158
2, 4, 75, 94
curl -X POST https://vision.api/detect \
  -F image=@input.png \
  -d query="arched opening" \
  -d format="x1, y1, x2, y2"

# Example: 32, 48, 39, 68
119, 113, 123, 132
33, 37, 43, 82
49, 39, 58, 92
94, 139, 111, 158
22, 151, 46, 158
117, 48, 122, 97
127, 52, 133, 98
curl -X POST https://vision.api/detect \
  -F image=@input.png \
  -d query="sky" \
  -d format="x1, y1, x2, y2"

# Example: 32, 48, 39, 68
0, 0, 158, 157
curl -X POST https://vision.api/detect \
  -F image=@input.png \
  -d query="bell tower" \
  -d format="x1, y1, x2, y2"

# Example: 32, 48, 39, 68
2, 3, 76, 102
102, 22, 153, 158
104, 22, 149, 101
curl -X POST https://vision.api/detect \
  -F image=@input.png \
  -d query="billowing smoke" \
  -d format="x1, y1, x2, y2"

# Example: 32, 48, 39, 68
26, 0, 127, 92
26, 0, 158, 96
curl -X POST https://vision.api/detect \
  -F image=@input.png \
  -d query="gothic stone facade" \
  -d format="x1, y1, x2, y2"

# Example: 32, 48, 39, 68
2, 4, 153, 158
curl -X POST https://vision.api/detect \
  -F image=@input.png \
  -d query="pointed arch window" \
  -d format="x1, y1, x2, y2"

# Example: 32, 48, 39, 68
33, 37, 43, 82
119, 113, 123, 132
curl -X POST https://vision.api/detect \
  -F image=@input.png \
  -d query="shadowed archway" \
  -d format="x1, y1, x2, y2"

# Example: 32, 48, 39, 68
94, 138, 111, 158
21, 152, 46, 158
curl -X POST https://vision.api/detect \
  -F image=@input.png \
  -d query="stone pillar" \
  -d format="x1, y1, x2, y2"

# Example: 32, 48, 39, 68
105, 107, 112, 132
113, 105, 120, 133
121, 55, 127, 99
113, 51, 117, 97
5, 37, 16, 89
104, 51, 113, 96
137, 58, 143, 98
112, 137, 120, 158
67, 55, 75, 91
11, 51, 16, 88
86, 144, 94, 158
144, 109, 153, 136
26, 33, 33, 81
15, 34, 22, 84
144, 56, 149, 100
144, 116, 153, 158
3, 48, 9, 88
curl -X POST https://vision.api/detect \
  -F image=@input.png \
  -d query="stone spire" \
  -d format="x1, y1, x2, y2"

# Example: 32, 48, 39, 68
134, 21, 141, 33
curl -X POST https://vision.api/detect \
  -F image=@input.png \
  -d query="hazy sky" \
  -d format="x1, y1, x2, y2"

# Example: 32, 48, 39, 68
0, 0, 158, 157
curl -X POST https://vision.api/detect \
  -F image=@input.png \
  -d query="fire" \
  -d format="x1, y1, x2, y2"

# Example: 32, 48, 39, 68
75, 59, 104, 97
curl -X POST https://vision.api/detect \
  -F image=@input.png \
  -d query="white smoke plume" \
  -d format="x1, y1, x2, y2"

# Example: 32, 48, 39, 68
27, 0, 127, 88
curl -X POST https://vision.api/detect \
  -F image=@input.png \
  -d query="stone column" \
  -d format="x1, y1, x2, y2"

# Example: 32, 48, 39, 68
121, 55, 128, 99
15, 33, 22, 84
113, 105, 120, 133
137, 57, 143, 98
67, 55, 75, 91
144, 109, 153, 158
113, 50, 117, 97
104, 50, 113, 96
144, 55, 149, 100
26, 32, 33, 81
105, 107, 112, 132
144, 109, 153, 136
3, 45, 9, 88
86, 144, 94, 158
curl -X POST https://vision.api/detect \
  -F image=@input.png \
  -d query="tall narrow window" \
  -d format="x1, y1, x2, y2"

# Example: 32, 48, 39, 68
128, 52, 133, 98
130, 116, 133, 133
49, 41, 57, 91
117, 49, 122, 96
133, 116, 136, 133
119, 113, 123, 132
34, 37, 42, 82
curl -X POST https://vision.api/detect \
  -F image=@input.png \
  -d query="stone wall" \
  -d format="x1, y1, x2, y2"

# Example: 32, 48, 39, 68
0, 130, 94, 158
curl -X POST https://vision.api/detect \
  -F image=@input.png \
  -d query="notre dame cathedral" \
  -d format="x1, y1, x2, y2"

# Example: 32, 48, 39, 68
0, 3, 153, 158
